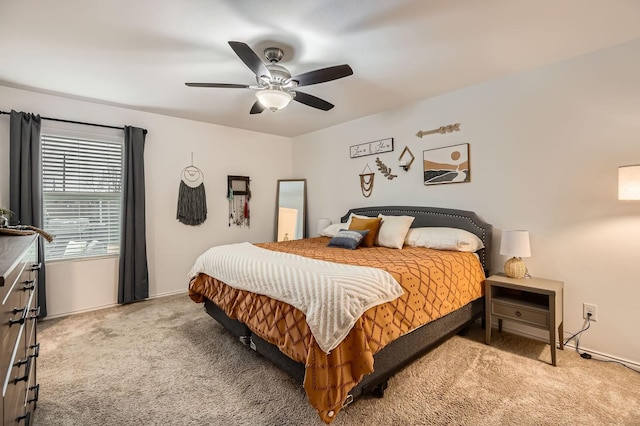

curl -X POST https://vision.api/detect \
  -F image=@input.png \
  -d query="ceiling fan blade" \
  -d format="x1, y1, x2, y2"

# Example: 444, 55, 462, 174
250, 100, 266, 114
293, 91, 334, 111
185, 83, 249, 88
228, 41, 272, 79
288, 64, 353, 87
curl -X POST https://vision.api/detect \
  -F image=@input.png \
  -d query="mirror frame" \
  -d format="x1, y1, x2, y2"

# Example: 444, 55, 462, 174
275, 179, 307, 242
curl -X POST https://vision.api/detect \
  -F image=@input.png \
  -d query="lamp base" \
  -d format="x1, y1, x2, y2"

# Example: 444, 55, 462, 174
504, 257, 527, 279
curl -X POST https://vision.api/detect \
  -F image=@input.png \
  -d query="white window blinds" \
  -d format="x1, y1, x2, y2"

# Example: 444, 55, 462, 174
42, 133, 124, 261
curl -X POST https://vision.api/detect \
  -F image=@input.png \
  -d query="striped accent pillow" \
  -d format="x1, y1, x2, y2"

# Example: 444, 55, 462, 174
327, 229, 369, 250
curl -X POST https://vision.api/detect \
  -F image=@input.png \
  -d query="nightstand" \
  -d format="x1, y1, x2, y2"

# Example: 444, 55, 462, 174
485, 273, 564, 366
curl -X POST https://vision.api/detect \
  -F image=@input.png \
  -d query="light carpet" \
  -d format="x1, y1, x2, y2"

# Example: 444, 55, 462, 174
33, 294, 640, 425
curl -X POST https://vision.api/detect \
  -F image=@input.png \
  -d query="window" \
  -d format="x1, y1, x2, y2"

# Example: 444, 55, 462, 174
41, 131, 124, 261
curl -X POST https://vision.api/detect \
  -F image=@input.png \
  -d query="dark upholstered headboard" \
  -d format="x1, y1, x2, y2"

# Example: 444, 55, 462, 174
340, 206, 492, 274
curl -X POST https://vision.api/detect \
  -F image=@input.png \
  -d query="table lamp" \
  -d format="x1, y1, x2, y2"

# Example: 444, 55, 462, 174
500, 230, 531, 279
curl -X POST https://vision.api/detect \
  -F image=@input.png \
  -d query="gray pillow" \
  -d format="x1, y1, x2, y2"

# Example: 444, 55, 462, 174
327, 229, 369, 250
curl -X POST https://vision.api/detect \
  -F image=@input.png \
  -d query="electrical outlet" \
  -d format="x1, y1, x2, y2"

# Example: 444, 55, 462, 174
583, 303, 597, 321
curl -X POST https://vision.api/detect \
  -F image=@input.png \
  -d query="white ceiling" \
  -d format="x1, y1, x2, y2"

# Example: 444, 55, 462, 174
1, 0, 640, 138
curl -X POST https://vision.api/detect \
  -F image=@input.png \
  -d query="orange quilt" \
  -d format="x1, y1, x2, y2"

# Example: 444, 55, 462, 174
188, 237, 485, 423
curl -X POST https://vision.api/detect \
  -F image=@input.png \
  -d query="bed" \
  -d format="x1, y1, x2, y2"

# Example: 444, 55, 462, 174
188, 206, 492, 423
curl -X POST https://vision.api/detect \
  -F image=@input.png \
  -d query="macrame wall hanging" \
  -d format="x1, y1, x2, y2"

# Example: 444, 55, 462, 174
359, 164, 375, 198
177, 153, 207, 225
227, 175, 251, 227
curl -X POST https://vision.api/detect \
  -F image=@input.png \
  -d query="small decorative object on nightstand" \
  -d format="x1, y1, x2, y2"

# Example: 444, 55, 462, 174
485, 273, 564, 366
500, 230, 531, 278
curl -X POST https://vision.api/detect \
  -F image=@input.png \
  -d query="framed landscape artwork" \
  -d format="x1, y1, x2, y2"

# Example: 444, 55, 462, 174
423, 143, 470, 185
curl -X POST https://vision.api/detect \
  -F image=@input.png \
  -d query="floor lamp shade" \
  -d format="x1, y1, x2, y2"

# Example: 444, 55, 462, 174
500, 230, 531, 279
618, 165, 640, 200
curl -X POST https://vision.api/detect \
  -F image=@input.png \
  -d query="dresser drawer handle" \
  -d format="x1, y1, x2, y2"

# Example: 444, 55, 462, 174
21, 280, 35, 291
16, 411, 30, 425
9, 305, 28, 326
515, 311, 522, 317
29, 306, 41, 320
30, 263, 41, 271
13, 356, 32, 384
28, 384, 40, 403
14, 357, 29, 367
29, 343, 40, 359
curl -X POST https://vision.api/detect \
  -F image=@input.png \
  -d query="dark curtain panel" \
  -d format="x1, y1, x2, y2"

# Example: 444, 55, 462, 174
9, 110, 48, 318
118, 126, 149, 304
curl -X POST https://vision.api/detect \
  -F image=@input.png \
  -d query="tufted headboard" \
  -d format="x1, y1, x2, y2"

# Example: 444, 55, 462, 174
340, 206, 492, 275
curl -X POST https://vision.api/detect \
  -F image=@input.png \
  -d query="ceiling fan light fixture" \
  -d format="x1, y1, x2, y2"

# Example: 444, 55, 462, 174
186, 41, 352, 114
255, 88, 293, 112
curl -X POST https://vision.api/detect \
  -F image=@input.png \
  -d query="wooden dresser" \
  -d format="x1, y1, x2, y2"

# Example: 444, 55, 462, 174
0, 235, 40, 425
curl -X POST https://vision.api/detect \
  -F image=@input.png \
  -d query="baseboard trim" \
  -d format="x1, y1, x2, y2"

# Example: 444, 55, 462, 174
499, 323, 640, 372
148, 289, 188, 299
43, 302, 119, 320
562, 342, 640, 372
42, 289, 189, 321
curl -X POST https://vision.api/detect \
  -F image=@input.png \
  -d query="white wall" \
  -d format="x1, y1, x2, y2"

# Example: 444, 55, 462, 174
2, 39, 638, 366
0, 86, 292, 316
293, 39, 640, 366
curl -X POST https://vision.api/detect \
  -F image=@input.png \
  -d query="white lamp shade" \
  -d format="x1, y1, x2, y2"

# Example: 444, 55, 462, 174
316, 218, 331, 236
618, 165, 640, 200
256, 89, 292, 111
500, 230, 531, 258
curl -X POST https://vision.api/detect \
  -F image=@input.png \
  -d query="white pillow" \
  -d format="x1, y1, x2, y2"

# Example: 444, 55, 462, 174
375, 214, 415, 249
321, 214, 374, 237
320, 223, 345, 237
404, 227, 484, 252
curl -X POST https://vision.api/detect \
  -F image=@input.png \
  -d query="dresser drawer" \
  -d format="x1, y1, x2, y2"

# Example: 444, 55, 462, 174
1, 277, 32, 373
492, 299, 549, 328
0, 235, 39, 426
3, 327, 28, 425
24, 297, 38, 410
0, 258, 26, 302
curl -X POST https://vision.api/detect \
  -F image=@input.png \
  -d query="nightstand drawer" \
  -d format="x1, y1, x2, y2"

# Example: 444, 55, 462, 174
492, 300, 549, 328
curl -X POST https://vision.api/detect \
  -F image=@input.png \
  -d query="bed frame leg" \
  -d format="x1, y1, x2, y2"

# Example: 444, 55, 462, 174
371, 380, 388, 398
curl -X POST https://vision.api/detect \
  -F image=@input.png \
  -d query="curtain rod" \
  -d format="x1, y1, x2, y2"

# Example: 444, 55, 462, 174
0, 110, 146, 133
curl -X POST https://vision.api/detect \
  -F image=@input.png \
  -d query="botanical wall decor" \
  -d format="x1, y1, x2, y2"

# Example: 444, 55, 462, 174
375, 157, 397, 180
423, 143, 470, 185
350, 137, 393, 158
415, 123, 461, 138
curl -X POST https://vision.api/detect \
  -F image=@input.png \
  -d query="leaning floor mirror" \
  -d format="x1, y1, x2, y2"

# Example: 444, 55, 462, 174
275, 179, 307, 242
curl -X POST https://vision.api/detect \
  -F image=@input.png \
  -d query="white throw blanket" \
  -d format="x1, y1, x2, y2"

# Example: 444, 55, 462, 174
188, 242, 404, 353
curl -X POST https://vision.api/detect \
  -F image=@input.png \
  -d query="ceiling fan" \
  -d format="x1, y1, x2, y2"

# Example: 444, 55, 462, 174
186, 41, 353, 114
